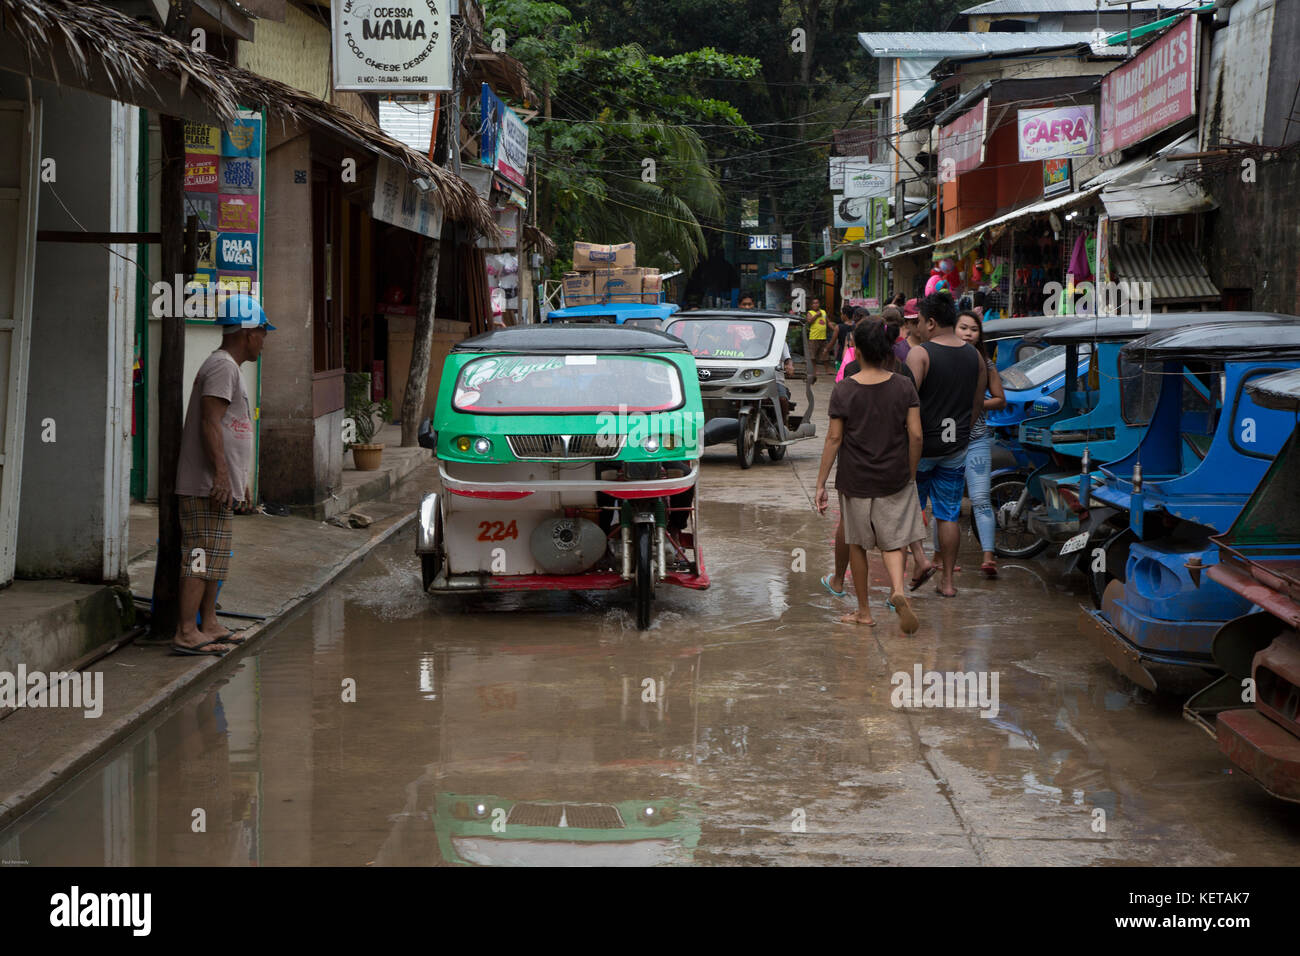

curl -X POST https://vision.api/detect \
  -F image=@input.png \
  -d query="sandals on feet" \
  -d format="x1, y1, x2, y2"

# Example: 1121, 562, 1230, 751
820, 574, 846, 598
170, 639, 232, 657
908, 565, 938, 591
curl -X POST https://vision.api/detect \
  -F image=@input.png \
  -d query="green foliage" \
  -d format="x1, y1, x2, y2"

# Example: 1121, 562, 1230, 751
344, 372, 392, 447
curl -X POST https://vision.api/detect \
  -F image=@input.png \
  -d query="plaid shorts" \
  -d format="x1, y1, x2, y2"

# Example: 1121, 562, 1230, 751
179, 495, 234, 581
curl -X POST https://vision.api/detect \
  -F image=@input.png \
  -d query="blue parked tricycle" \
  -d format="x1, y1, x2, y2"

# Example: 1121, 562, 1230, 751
1079, 318, 1300, 694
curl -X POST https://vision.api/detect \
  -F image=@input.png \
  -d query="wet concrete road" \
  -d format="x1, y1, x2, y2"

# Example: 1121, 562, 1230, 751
6, 401, 1300, 865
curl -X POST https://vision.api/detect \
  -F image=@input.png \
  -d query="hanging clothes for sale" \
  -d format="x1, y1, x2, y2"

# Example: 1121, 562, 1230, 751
1068, 231, 1093, 282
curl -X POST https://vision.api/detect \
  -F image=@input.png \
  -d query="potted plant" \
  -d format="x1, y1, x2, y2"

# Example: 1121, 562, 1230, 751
344, 372, 393, 471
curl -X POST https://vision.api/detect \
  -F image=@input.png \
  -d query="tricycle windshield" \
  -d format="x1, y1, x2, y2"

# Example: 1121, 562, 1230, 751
1000, 343, 1091, 391
665, 319, 775, 360
452, 353, 684, 414
624, 317, 664, 330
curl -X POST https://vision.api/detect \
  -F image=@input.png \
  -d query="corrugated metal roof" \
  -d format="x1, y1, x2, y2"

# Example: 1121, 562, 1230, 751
959, 0, 1177, 13
1109, 242, 1218, 303
858, 31, 1103, 58
378, 99, 437, 154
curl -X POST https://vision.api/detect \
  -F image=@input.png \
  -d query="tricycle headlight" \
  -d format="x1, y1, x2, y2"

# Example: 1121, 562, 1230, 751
454, 435, 492, 456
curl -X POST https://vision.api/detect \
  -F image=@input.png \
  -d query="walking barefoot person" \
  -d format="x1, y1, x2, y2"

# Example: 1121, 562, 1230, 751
816, 321, 924, 632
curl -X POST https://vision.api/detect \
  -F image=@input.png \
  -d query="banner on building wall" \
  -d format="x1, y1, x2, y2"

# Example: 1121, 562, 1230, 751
780, 234, 793, 265
184, 110, 264, 301
371, 155, 445, 239
1101, 15, 1196, 154
1018, 106, 1097, 162
480, 84, 529, 189
938, 99, 987, 177
332, 0, 453, 91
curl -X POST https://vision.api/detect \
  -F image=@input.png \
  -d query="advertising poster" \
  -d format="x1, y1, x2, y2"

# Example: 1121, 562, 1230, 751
216, 232, 258, 271
219, 194, 260, 233
185, 194, 217, 229
221, 113, 262, 158
332, 0, 452, 92
183, 121, 220, 153
195, 230, 215, 270
184, 154, 219, 192
220, 156, 259, 194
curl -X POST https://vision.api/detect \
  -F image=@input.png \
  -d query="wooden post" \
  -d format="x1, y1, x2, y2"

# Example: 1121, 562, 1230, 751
401, 239, 441, 447
150, 0, 193, 639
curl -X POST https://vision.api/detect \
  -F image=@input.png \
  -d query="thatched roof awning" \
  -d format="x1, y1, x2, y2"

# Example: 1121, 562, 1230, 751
469, 42, 532, 104
0, 0, 498, 235
523, 223, 556, 258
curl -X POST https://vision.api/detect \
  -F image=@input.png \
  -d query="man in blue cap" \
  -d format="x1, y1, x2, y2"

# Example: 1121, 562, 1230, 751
171, 292, 274, 656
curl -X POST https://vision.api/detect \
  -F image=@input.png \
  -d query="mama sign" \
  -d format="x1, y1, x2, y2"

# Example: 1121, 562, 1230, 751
1018, 106, 1097, 162
333, 1, 452, 91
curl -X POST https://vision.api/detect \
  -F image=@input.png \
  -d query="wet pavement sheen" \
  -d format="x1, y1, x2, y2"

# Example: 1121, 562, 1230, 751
6, 445, 1300, 865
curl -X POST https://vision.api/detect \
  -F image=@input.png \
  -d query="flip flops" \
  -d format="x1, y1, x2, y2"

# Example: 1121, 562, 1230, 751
908, 565, 938, 592
934, 587, 957, 598
890, 593, 920, 634
981, 561, 998, 578
170, 638, 233, 657
218, 631, 247, 645
821, 574, 846, 598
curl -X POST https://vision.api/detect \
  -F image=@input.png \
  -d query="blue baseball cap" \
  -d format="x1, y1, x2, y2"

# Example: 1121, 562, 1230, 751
215, 293, 276, 331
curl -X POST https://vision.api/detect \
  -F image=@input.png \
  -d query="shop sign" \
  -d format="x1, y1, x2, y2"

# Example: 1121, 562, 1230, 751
833, 194, 868, 229
332, 0, 453, 92
829, 155, 872, 192
1042, 158, 1073, 198
748, 235, 778, 251
1018, 106, 1097, 162
780, 234, 793, 265
371, 155, 445, 239
1101, 15, 1196, 154
843, 162, 891, 199
480, 84, 529, 189
938, 99, 987, 177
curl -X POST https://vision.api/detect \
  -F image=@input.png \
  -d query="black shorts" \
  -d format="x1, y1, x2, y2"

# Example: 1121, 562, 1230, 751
777, 382, 790, 400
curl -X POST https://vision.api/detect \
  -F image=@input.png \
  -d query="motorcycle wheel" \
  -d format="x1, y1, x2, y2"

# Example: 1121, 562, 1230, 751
989, 476, 1049, 558
736, 410, 756, 469
766, 443, 787, 462
634, 523, 655, 630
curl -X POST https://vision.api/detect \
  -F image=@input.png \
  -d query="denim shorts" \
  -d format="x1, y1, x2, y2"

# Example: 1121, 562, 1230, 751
915, 445, 968, 523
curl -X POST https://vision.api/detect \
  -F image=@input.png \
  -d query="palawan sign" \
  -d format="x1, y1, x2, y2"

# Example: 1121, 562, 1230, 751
332, 1, 452, 91
938, 99, 987, 178
1018, 106, 1097, 162
1101, 15, 1196, 154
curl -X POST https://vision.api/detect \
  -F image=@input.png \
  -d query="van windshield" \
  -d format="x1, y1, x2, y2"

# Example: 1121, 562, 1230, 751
665, 319, 775, 360
453, 354, 683, 414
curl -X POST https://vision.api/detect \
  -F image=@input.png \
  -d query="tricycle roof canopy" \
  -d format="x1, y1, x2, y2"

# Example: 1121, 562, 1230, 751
452, 324, 691, 353
1246, 367, 1300, 412
545, 303, 681, 323
981, 315, 1079, 340
676, 309, 794, 320
1026, 312, 1298, 346
1121, 320, 1300, 363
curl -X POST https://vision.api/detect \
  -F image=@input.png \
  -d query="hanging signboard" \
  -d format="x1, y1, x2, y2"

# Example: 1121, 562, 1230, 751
829, 155, 872, 192
842, 162, 891, 199
1042, 158, 1073, 198
1101, 15, 1196, 154
834, 194, 868, 229
480, 84, 529, 189
938, 99, 988, 177
748, 235, 778, 251
1018, 106, 1097, 162
332, 0, 453, 92
780, 234, 793, 265
371, 155, 445, 239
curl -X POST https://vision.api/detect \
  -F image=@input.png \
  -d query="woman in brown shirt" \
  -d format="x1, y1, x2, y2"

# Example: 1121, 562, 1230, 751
815, 321, 924, 633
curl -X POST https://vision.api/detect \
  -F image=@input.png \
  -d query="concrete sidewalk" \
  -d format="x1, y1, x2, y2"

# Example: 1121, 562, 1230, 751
0, 454, 438, 830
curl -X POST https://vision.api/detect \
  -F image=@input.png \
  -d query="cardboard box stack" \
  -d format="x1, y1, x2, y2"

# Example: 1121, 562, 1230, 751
563, 242, 665, 306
